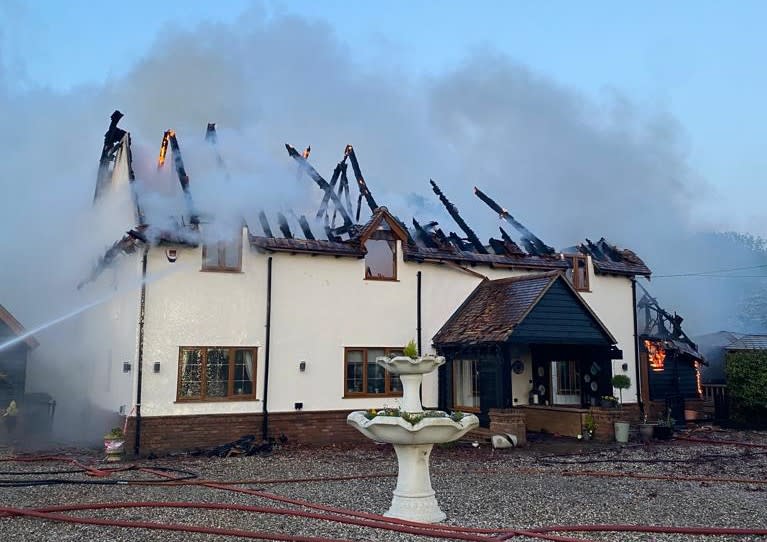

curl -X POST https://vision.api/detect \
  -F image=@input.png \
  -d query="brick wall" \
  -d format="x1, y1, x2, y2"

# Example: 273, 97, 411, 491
124, 410, 370, 456
488, 409, 527, 446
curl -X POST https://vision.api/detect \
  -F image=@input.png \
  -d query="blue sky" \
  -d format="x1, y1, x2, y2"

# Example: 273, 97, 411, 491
2, 0, 766, 233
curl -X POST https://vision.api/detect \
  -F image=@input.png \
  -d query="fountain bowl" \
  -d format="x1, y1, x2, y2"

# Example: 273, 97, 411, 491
376, 355, 445, 375
347, 411, 478, 445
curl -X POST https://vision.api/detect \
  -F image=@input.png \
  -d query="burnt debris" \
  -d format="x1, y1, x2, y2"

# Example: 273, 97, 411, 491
579, 237, 652, 277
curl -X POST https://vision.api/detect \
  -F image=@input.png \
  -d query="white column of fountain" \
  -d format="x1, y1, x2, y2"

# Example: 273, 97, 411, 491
347, 355, 479, 523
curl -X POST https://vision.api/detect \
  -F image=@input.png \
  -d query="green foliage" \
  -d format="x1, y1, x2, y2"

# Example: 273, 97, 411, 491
583, 414, 597, 434
362, 408, 467, 425
105, 427, 124, 439
611, 374, 631, 390
403, 339, 418, 359
726, 351, 767, 427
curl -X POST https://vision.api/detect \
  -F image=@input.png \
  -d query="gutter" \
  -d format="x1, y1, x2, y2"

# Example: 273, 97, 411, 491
134, 247, 148, 456
262, 256, 273, 441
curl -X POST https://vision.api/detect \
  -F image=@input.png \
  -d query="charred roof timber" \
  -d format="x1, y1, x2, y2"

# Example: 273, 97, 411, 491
158, 130, 199, 224
94, 110, 127, 201
277, 212, 293, 239
344, 145, 379, 219
473, 186, 556, 257
285, 143, 354, 231
430, 179, 488, 254
258, 211, 274, 238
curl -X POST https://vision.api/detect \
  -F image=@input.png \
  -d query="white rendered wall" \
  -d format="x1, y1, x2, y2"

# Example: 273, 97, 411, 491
138, 235, 639, 416
577, 257, 639, 404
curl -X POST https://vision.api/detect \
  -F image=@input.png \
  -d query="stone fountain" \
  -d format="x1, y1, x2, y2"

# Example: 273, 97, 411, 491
347, 354, 479, 523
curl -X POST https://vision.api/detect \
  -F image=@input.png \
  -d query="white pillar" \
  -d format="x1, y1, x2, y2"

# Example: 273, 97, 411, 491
386, 443, 446, 523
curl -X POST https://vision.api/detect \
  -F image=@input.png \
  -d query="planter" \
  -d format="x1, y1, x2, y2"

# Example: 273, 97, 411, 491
104, 437, 125, 462
614, 421, 630, 443
600, 400, 617, 408
638, 423, 656, 443
653, 425, 674, 441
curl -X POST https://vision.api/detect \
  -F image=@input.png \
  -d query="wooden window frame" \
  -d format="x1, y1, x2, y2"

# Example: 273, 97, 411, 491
176, 346, 258, 402
568, 254, 590, 292
202, 235, 243, 273
343, 347, 404, 398
554, 360, 581, 395
452, 359, 481, 413
364, 231, 398, 282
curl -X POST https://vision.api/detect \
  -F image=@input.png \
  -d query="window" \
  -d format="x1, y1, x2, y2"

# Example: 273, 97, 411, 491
177, 347, 257, 400
202, 234, 242, 272
344, 347, 403, 397
566, 254, 589, 291
364, 228, 397, 280
453, 359, 480, 411
554, 360, 580, 395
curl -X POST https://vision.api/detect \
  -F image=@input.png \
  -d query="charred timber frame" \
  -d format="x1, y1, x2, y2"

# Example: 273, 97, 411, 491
344, 145, 379, 218
430, 179, 488, 254
473, 186, 555, 257
286, 144, 353, 229
159, 130, 199, 224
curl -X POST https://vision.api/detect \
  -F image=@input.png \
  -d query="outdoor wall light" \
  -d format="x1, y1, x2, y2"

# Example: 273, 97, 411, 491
166, 249, 177, 263
294, 402, 304, 410
153, 362, 161, 373
122, 362, 132, 373
299, 360, 306, 372
622, 363, 629, 372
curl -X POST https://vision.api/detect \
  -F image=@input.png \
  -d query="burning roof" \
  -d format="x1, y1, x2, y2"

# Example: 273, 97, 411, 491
83, 110, 652, 282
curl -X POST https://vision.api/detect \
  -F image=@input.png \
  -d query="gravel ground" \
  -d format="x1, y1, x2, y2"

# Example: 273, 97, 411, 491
1, 427, 767, 542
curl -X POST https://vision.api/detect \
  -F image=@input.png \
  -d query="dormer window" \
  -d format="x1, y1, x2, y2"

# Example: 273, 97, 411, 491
202, 233, 242, 272
566, 254, 590, 291
364, 234, 397, 280
359, 208, 408, 282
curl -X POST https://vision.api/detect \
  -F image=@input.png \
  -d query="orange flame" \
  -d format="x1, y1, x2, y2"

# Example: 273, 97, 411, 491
157, 130, 174, 169
694, 360, 703, 396
644, 339, 666, 372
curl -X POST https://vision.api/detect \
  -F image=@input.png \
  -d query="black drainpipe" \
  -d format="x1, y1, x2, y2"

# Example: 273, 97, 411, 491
134, 247, 148, 457
416, 271, 422, 356
417, 271, 423, 405
632, 277, 644, 416
261, 256, 273, 442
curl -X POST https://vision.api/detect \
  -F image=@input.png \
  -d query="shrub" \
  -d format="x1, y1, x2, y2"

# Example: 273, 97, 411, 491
726, 351, 767, 428
611, 374, 631, 406
403, 339, 418, 359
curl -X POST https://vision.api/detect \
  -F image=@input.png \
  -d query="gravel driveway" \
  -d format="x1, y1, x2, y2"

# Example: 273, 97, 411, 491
1, 428, 766, 541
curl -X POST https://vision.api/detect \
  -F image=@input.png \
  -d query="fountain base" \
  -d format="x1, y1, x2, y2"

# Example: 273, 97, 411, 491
385, 443, 446, 523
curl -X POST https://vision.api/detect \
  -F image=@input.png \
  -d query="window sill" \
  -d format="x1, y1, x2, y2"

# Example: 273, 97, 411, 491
364, 277, 400, 282
174, 397, 261, 403
343, 393, 404, 399
200, 268, 244, 274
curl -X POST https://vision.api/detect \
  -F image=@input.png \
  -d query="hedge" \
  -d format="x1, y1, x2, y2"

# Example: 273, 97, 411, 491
725, 351, 767, 428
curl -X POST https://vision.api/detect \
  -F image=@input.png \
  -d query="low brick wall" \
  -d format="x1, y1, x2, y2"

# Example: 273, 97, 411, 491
124, 410, 370, 456
488, 409, 527, 446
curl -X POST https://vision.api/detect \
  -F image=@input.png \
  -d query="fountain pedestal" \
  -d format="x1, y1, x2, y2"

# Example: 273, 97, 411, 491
387, 443, 444, 523
346, 355, 479, 523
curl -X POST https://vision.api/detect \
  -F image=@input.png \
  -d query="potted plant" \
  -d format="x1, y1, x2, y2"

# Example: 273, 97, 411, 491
582, 413, 597, 440
403, 339, 418, 359
600, 395, 618, 408
104, 427, 125, 462
611, 374, 631, 443
653, 410, 675, 440
638, 413, 656, 443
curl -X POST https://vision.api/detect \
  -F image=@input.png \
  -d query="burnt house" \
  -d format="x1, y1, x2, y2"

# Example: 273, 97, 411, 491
637, 286, 705, 423
57, 111, 655, 454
